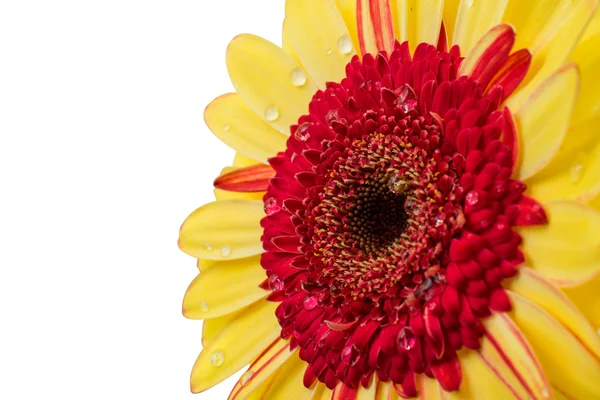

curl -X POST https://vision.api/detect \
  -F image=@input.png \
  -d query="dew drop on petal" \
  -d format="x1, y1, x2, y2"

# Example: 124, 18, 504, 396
434, 216, 444, 227
290, 68, 307, 87
327, 48, 333, 55
269, 275, 284, 291
264, 197, 281, 216
404, 197, 418, 213
220, 245, 231, 258
337, 35, 353, 55
388, 174, 408, 194
199, 300, 209, 312
465, 191, 479, 207
210, 350, 225, 367
569, 153, 587, 183
304, 295, 318, 310
203, 242, 213, 251
223, 124, 230, 132
264, 106, 280, 122
295, 122, 311, 141
241, 370, 254, 386
397, 327, 416, 351
325, 109, 340, 126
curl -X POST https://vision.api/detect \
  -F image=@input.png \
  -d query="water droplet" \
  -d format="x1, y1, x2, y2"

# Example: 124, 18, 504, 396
465, 191, 479, 207
397, 327, 416, 351
269, 275, 284, 291
241, 370, 254, 386
327, 48, 333, 55
199, 301, 209, 312
203, 242, 212, 251
223, 124, 230, 132
290, 68, 307, 87
569, 153, 587, 183
220, 245, 231, 258
340, 345, 360, 366
434, 216, 444, 227
336, 35, 353, 55
388, 174, 408, 194
264, 197, 281, 216
465, 0, 475, 7
541, 387, 550, 398
404, 197, 418, 213
325, 109, 340, 126
304, 295, 318, 310
210, 351, 225, 367
295, 122, 311, 141
264, 106, 280, 122
395, 84, 418, 113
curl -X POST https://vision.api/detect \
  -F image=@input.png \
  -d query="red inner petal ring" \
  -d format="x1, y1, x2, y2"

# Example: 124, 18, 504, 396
260, 41, 534, 395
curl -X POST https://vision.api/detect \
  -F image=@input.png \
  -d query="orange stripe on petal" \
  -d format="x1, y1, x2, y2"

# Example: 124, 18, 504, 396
485, 49, 532, 102
460, 24, 516, 88
214, 164, 275, 192
357, 0, 395, 55
480, 313, 551, 400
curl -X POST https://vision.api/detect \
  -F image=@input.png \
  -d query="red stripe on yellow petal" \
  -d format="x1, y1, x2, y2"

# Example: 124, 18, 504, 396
418, 375, 442, 400
513, 195, 548, 226
518, 201, 600, 287
357, 0, 395, 55
504, 267, 600, 359
228, 338, 297, 400
214, 164, 275, 192
333, 383, 359, 400
376, 380, 399, 400
460, 24, 516, 88
480, 312, 551, 400
485, 49, 532, 102
508, 292, 600, 399
190, 300, 280, 393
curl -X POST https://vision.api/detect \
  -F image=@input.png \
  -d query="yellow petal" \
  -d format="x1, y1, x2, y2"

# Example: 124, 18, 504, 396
442, 0, 460, 46
204, 94, 287, 164
570, 35, 600, 124
391, 0, 444, 51
233, 153, 262, 168
202, 308, 246, 347
508, 292, 600, 399
261, 354, 314, 399
226, 34, 317, 134
228, 338, 297, 400
285, 0, 357, 88
525, 117, 600, 203
190, 300, 280, 393
480, 312, 551, 399
418, 375, 441, 400
504, 267, 600, 358
179, 199, 264, 260
197, 258, 217, 271
214, 167, 266, 202
358, 0, 395, 55
506, 0, 598, 110
590, 193, 600, 210
452, 0, 509, 54
563, 273, 600, 329
442, 349, 515, 399
282, 19, 300, 63
503, 0, 575, 52
518, 200, 600, 286
375, 381, 398, 400
582, 2, 600, 42
513, 64, 579, 180
182, 256, 267, 319
311, 383, 333, 400
333, 0, 361, 56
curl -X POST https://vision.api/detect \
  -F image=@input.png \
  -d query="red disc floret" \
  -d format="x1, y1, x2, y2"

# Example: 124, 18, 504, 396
260, 41, 534, 396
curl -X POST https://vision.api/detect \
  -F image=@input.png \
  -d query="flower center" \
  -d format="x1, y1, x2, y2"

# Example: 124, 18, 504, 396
261, 42, 526, 395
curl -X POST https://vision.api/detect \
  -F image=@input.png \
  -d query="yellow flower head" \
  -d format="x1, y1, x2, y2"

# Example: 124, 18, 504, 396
179, 1, 600, 398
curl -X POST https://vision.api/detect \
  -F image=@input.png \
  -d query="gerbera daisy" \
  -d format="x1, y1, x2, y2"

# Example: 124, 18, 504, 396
178, 0, 600, 398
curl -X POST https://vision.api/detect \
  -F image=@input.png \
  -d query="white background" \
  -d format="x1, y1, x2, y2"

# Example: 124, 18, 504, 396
0, 1, 284, 398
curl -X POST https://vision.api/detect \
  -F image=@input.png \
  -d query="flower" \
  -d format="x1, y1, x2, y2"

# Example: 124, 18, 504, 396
178, 0, 600, 398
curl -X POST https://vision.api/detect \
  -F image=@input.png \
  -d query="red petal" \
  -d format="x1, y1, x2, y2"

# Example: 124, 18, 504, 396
332, 383, 358, 400
513, 195, 548, 226
213, 164, 274, 192
485, 49, 532, 101
437, 21, 448, 53
462, 24, 516, 88
431, 356, 462, 391
489, 288, 512, 312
